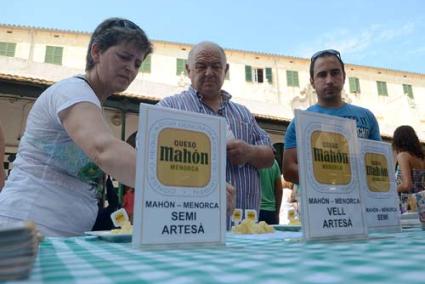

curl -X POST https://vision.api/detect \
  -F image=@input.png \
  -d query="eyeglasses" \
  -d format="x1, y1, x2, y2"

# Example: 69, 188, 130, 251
311, 49, 341, 62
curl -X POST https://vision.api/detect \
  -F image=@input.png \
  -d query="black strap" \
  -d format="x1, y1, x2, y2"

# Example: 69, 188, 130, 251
75, 75, 94, 90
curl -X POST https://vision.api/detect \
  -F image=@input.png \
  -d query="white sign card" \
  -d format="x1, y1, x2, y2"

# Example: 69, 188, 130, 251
295, 110, 368, 241
132, 104, 227, 248
358, 139, 401, 233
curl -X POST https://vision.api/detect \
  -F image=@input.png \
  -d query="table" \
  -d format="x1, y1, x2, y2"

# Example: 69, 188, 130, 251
8, 228, 425, 283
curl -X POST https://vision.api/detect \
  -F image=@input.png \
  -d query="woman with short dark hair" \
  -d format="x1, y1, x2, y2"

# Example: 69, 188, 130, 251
0, 18, 152, 236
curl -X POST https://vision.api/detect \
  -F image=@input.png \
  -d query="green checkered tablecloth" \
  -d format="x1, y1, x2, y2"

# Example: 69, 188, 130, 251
7, 228, 425, 283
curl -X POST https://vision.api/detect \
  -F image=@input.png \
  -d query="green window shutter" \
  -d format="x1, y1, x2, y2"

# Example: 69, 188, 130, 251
377, 81, 382, 95
176, 58, 187, 75
286, 71, 292, 86
403, 84, 414, 99
349, 77, 355, 93
294, 71, 299, 87
225, 68, 230, 80
287, 70, 299, 87
245, 65, 252, 82
45, 46, 63, 65
355, 78, 360, 93
183, 59, 188, 75
140, 54, 151, 73
265, 67, 273, 83
377, 81, 388, 96
0, 42, 5, 55
8, 43, 16, 57
349, 77, 360, 93
0, 42, 16, 57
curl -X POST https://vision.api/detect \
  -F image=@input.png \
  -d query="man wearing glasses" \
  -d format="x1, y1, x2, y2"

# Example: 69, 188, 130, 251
282, 49, 381, 184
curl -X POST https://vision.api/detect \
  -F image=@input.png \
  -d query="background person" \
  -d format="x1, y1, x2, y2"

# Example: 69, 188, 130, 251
122, 186, 135, 223
0, 18, 152, 236
392, 125, 425, 194
92, 175, 120, 231
279, 178, 295, 224
122, 131, 137, 223
158, 41, 274, 215
283, 49, 381, 185
259, 159, 282, 224
0, 122, 5, 190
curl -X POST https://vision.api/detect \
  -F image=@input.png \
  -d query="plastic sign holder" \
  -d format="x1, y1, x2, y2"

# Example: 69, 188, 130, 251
295, 110, 368, 241
358, 139, 401, 233
132, 104, 226, 248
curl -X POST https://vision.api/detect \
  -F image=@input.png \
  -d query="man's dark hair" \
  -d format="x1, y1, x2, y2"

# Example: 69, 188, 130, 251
309, 49, 345, 79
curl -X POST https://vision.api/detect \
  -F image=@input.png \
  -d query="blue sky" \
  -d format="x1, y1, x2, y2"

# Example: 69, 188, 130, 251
1, 0, 424, 74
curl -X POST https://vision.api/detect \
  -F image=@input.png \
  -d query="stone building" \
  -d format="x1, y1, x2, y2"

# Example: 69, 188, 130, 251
1, 23, 424, 174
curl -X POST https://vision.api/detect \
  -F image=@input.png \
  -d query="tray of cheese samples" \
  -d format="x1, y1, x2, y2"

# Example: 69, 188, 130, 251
85, 230, 132, 242
272, 224, 302, 232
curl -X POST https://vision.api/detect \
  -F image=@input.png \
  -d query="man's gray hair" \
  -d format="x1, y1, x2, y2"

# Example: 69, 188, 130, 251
187, 41, 227, 66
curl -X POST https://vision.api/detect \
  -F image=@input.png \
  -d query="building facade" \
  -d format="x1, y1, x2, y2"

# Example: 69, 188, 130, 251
1, 23, 425, 173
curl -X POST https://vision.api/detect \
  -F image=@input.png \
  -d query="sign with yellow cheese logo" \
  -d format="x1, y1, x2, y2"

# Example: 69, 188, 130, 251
358, 139, 400, 233
157, 128, 211, 187
311, 131, 351, 185
295, 110, 368, 241
133, 104, 227, 248
364, 153, 390, 192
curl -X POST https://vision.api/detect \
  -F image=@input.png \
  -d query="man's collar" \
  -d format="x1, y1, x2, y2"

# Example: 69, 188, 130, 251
189, 85, 232, 103
317, 101, 347, 109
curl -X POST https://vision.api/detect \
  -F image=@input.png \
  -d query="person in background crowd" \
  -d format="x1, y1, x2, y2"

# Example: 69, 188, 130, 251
392, 125, 425, 194
158, 41, 274, 215
0, 122, 5, 190
279, 178, 295, 224
92, 175, 120, 231
283, 49, 381, 185
122, 131, 137, 222
0, 18, 153, 236
122, 186, 135, 223
259, 159, 283, 224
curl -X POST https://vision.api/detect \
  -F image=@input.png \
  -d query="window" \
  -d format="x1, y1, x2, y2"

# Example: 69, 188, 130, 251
286, 70, 299, 87
254, 68, 264, 83
0, 42, 16, 57
225, 68, 230, 80
265, 67, 272, 84
176, 58, 187, 76
139, 54, 151, 73
44, 46, 63, 65
245, 65, 252, 82
376, 81, 388, 96
403, 84, 414, 99
349, 77, 361, 93
245, 65, 272, 83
